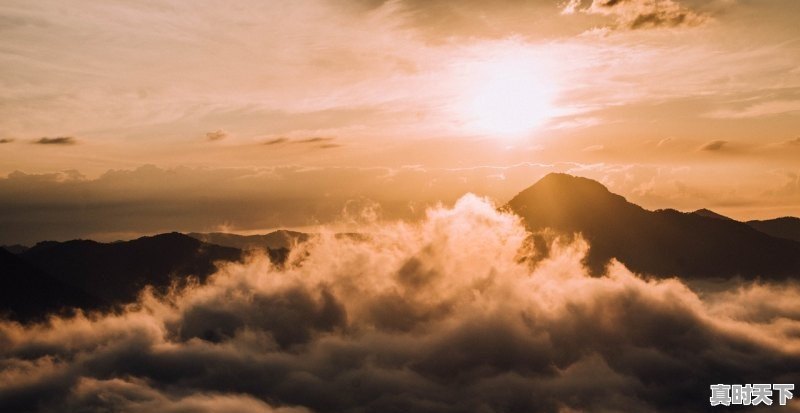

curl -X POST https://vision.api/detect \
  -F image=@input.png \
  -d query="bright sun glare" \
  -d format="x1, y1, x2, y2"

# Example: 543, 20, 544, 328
458, 53, 556, 137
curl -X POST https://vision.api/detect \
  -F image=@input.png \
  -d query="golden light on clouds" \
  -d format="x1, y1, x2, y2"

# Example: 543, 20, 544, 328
0, 0, 799, 227
3, 2, 800, 411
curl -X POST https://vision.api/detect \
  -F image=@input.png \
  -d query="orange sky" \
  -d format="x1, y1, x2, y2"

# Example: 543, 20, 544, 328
1, 0, 799, 242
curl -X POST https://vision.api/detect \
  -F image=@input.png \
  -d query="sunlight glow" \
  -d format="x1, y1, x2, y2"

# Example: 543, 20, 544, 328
457, 51, 557, 137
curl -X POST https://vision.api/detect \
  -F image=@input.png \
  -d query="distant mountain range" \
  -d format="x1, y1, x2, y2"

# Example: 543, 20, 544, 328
2, 173, 800, 321
505, 173, 800, 279
19, 232, 243, 304
1, 233, 244, 321
188, 229, 308, 251
690, 208, 800, 242
745, 216, 800, 242
0, 248, 104, 321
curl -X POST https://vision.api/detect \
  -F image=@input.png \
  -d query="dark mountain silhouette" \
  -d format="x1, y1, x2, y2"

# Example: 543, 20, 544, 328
187, 231, 371, 265
187, 230, 309, 265
188, 230, 309, 250
746, 217, 800, 243
0, 247, 104, 321
506, 173, 800, 279
691, 208, 733, 221
19, 232, 243, 305
1, 244, 29, 254
690, 209, 800, 243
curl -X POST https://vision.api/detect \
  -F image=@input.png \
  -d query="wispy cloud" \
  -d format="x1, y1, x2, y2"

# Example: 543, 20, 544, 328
293, 137, 335, 144
784, 137, 800, 146
706, 99, 800, 119
261, 136, 338, 148
562, 0, 711, 30
205, 129, 228, 141
700, 139, 728, 151
263, 137, 289, 146
35, 136, 77, 145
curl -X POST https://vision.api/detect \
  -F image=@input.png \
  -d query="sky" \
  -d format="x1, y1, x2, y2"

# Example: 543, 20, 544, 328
1, 0, 800, 243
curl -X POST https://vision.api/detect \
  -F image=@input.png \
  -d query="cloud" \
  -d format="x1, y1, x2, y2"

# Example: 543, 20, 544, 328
0, 196, 798, 413
582, 144, 605, 152
563, 0, 710, 30
699, 140, 728, 151
34, 136, 77, 145
355, 0, 567, 39
786, 137, 800, 146
262, 137, 335, 146
62, 378, 311, 413
263, 137, 289, 145
0, 139, 13, 144
206, 130, 228, 141
293, 137, 335, 144
293, 137, 340, 149
706, 99, 800, 119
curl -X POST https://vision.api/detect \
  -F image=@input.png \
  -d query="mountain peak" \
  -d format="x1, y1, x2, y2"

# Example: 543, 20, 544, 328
514, 173, 626, 203
506, 173, 637, 226
692, 208, 733, 221
530, 173, 613, 193
505, 174, 800, 279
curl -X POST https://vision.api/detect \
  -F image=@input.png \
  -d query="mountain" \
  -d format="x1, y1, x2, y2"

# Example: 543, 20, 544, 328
506, 173, 800, 279
691, 208, 733, 221
187, 230, 309, 265
188, 230, 308, 250
691, 209, 800, 243
19, 232, 243, 305
746, 217, 800, 243
0, 244, 29, 254
0, 247, 104, 321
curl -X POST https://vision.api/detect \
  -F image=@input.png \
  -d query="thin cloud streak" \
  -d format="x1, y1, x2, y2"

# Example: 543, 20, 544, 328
34, 137, 77, 145
700, 140, 728, 151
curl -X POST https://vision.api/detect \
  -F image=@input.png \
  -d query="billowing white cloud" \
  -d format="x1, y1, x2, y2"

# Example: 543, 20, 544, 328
1, 196, 798, 412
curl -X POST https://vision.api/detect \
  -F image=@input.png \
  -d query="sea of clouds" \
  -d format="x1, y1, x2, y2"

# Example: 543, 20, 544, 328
1, 195, 799, 413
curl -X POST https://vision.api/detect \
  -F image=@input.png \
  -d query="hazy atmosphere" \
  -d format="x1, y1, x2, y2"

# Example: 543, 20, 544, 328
2, 0, 800, 243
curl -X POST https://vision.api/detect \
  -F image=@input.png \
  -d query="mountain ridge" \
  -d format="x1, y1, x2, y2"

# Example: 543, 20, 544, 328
19, 232, 244, 305
506, 173, 800, 279
746, 216, 800, 242
4, 174, 800, 322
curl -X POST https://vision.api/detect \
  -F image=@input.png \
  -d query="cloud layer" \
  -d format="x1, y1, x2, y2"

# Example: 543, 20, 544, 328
1, 196, 798, 412
562, 0, 716, 30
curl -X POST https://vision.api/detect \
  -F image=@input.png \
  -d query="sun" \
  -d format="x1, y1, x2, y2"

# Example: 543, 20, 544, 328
456, 52, 556, 137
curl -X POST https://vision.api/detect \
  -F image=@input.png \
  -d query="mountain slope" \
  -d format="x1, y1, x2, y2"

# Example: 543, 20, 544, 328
0, 244, 29, 254
691, 208, 733, 221
746, 217, 800, 243
506, 173, 800, 279
188, 230, 309, 250
0, 247, 104, 321
20, 232, 243, 305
